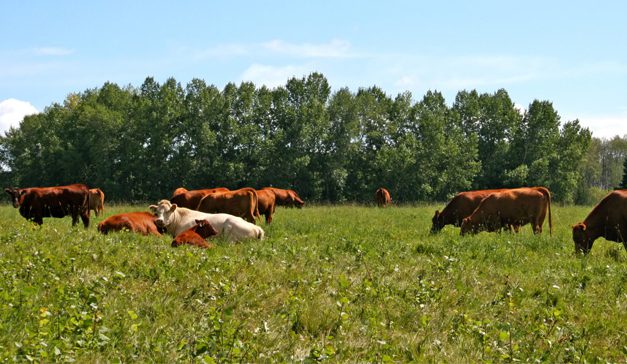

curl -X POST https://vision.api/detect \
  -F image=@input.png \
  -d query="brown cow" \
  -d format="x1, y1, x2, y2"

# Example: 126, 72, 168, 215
169, 187, 229, 210
88, 188, 105, 217
98, 211, 163, 236
256, 189, 276, 223
197, 188, 258, 223
431, 189, 509, 233
5, 184, 90, 227
171, 187, 188, 198
375, 187, 392, 207
572, 190, 627, 254
262, 187, 305, 208
171, 219, 219, 249
460, 187, 552, 235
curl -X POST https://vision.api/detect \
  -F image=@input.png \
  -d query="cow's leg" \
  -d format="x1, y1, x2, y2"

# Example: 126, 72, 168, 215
80, 212, 90, 228
265, 212, 272, 224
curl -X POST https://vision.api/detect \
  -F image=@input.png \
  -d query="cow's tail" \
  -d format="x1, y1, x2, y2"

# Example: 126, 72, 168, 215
252, 189, 260, 218
537, 187, 552, 235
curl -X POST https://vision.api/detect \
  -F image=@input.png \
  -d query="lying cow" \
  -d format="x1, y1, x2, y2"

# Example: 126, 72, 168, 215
572, 190, 627, 254
431, 189, 509, 233
5, 184, 90, 227
461, 187, 552, 235
255, 188, 276, 223
88, 188, 105, 217
149, 200, 264, 242
170, 187, 229, 210
97, 211, 164, 236
262, 187, 304, 208
375, 187, 392, 207
171, 219, 218, 249
197, 188, 259, 223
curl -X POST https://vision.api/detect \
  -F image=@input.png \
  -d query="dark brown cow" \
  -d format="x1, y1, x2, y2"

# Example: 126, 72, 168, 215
88, 188, 105, 217
375, 187, 392, 207
461, 187, 552, 235
197, 188, 258, 223
98, 212, 163, 236
171, 219, 219, 249
5, 184, 90, 227
169, 187, 229, 210
256, 189, 276, 223
431, 189, 509, 233
262, 187, 305, 208
572, 190, 627, 254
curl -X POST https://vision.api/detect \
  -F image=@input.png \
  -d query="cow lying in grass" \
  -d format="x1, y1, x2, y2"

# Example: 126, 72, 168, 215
149, 200, 264, 242
98, 212, 163, 236
171, 219, 218, 249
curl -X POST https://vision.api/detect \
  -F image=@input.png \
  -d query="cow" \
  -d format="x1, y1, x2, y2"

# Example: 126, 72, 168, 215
171, 219, 219, 249
171, 187, 189, 198
255, 188, 276, 223
88, 188, 105, 217
572, 190, 627, 254
262, 187, 305, 208
431, 189, 510, 233
460, 187, 552, 236
375, 187, 392, 207
149, 200, 264, 242
5, 184, 90, 227
197, 188, 259, 224
97, 211, 163, 236
169, 187, 229, 210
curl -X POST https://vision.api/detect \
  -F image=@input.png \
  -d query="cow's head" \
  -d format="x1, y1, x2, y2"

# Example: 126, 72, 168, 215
149, 200, 177, 229
289, 190, 305, 208
460, 217, 478, 236
194, 219, 219, 238
572, 222, 592, 254
431, 210, 443, 234
4, 187, 24, 208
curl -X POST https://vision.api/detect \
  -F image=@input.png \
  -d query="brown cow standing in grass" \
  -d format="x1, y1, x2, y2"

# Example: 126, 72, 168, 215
262, 187, 305, 208
375, 187, 392, 207
431, 189, 509, 233
98, 212, 164, 236
169, 187, 229, 210
5, 184, 90, 227
572, 190, 627, 254
461, 187, 552, 235
256, 189, 276, 223
88, 188, 105, 217
171, 219, 219, 249
197, 188, 259, 223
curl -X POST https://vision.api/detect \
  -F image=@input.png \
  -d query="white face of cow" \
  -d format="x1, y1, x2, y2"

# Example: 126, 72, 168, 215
149, 200, 178, 229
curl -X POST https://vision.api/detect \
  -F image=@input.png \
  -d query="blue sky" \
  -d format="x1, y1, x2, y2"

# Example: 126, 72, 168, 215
1, 1, 626, 138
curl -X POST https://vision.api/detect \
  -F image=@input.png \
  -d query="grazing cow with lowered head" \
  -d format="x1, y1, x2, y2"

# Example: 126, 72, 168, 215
171, 219, 219, 249
149, 200, 264, 242
197, 188, 259, 224
169, 187, 229, 210
572, 190, 627, 254
5, 184, 90, 227
375, 187, 392, 207
431, 189, 509, 233
98, 211, 164, 236
262, 187, 305, 208
88, 188, 105, 217
255, 189, 276, 224
461, 187, 552, 235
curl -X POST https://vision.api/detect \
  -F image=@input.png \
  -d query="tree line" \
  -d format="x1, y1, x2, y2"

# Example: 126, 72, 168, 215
0, 72, 615, 204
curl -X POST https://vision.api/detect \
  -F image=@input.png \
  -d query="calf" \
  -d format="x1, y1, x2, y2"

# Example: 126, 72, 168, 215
98, 212, 163, 236
171, 219, 218, 249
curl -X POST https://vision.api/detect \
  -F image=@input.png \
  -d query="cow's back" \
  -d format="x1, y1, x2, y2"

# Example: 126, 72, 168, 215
170, 188, 229, 210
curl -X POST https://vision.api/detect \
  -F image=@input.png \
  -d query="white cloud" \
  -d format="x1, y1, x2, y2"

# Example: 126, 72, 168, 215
239, 64, 313, 88
261, 39, 352, 58
570, 113, 627, 139
0, 99, 38, 135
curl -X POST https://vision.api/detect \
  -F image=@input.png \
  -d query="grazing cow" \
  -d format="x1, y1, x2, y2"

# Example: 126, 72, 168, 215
169, 187, 229, 210
5, 184, 90, 227
197, 188, 259, 224
375, 187, 392, 207
98, 212, 163, 236
262, 187, 305, 208
255, 189, 276, 223
171, 219, 219, 249
88, 188, 105, 217
171, 187, 189, 198
431, 189, 509, 233
572, 190, 627, 254
460, 187, 552, 235
149, 200, 264, 242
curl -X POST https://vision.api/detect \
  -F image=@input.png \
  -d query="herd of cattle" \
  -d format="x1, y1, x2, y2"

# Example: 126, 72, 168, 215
3, 184, 627, 254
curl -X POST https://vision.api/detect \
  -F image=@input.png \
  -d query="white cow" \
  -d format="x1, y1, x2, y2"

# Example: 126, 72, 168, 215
149, 200, 264, 242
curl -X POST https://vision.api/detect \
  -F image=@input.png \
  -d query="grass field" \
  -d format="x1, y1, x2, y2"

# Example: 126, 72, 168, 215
0, 204, 625, 362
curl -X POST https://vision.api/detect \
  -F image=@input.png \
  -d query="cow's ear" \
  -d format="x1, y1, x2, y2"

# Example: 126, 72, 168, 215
149, 205, 158, 213
170, 204, 177, 212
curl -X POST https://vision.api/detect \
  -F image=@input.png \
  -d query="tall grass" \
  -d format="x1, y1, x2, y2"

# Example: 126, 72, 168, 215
0, 204, 624, 362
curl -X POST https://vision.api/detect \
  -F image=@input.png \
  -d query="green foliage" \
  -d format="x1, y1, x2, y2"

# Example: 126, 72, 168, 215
0, 204, 624, 362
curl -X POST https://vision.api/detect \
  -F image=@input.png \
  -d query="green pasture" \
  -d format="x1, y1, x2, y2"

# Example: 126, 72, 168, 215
0, 204, 625, 362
